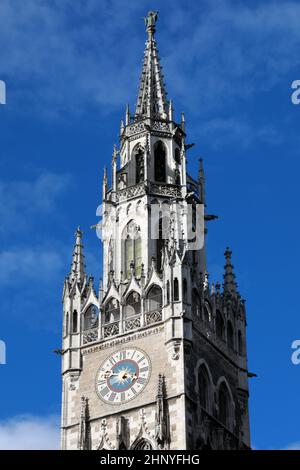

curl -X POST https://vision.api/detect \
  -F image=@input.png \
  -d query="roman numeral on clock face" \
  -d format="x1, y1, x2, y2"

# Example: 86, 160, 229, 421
108, 392, 117, 402
139, 366, 149, 373
100, 386, 110, 397
137, 377, 146, 385
119, 350, 126, 360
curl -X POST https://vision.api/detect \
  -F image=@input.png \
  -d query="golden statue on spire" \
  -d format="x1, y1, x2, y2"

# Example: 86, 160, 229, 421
144, 11, 158, 37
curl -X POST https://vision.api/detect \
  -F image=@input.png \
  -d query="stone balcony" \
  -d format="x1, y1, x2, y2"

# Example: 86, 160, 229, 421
82, 309, 163, 345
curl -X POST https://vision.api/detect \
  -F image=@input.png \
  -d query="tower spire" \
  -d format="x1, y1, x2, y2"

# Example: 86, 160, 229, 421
69, 227, 86, 285
135, 11, 168, 120
223, 247, 238, 295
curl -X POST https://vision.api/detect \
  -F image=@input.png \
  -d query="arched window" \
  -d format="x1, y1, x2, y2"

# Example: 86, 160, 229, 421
154, 141, 166, 183
123, 221, 142, 279
135, 234, 142, 278
132, 439, 153, 450
174, 148, 181, 165
192, 289, 201, 317
219, 382, 231, 428
198, 365, 211, 412
135, 147, 144, 184
238, 330, 243, 355
104, 299, 120, 324
183, 279, 188, 303
146, 285, 162, 312
227, 320, 234, 350
216, 310, 225, 340
83, 305, 99, 330
173, 278, 179, 301
124, 292, 141, 318
72, 310, 78, 333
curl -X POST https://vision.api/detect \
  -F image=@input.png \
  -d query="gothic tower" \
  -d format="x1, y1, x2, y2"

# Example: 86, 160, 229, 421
61, 12, 251, 450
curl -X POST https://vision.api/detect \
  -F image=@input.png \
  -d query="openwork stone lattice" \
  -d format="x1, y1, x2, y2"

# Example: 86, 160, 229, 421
103, 321, 120, 338
124, 316, 141, 332
82, 327, 99, 345
116, 182, 146, 202
145, 310, 162, 326
150, 183, 182, 198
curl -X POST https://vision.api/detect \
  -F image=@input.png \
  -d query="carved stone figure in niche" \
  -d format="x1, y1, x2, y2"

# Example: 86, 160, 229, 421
118, 173, 127, 189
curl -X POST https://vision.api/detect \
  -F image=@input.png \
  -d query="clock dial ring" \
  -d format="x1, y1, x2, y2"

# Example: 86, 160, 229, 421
96, 347, 151, 404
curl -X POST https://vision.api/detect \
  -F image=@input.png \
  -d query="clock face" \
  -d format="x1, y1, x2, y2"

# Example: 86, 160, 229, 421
96, 348, 151, 404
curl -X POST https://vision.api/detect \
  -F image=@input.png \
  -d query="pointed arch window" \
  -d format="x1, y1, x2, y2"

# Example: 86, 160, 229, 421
132, 439, 153, 450
123, 221, 142, 279
154, 141, 166, 183
83, 305, 99, 330
238, 330, 243, 355
227, 320, 234, 350
104, 299, 120, 324
192, 289, 201, 317
219, 382, 231, 429
72, 310, 78, 333
173, 278, 179, 301
198, 365, 211, 412
124, 292, 141, 318
216, 310, 225, 340
146, 285, 162, 312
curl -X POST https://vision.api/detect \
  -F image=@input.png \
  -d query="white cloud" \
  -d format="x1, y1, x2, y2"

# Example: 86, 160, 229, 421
0, 415, 60, 450
282, 441, 300, 450
0, 246, 65, 286
0, 172, 71, 234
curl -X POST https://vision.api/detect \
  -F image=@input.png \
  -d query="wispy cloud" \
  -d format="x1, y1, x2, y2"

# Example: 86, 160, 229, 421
1, 0, 299, 145
0, 415, 60, 450
0, 172, 71, 234
282, 441, 300, 450
0, 246, 65, 286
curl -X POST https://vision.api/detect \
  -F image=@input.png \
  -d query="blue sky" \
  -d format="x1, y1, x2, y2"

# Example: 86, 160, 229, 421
0, 0, 300, 449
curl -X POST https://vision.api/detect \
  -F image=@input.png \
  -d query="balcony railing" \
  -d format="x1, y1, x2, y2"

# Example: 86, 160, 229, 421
124, 314, 141, 332
82, 309, 163, 345
102, 321, 120, 339
82, 327, 98, 345
145, 309, 162, 326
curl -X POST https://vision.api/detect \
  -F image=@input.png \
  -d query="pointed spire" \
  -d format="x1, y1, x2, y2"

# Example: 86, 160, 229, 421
223, 247, 238, 295
135, 12, 168, 120
69, 227, 86, 285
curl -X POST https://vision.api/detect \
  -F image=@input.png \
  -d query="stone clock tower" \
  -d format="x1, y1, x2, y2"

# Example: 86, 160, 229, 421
60, 12, 251, 450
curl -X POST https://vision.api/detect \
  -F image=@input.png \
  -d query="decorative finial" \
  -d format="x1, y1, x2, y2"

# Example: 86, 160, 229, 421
144, 11, 158, 38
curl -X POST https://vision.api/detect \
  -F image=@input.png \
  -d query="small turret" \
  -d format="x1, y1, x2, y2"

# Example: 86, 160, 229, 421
69, 227, 86, 286
223, 247, 238, 295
